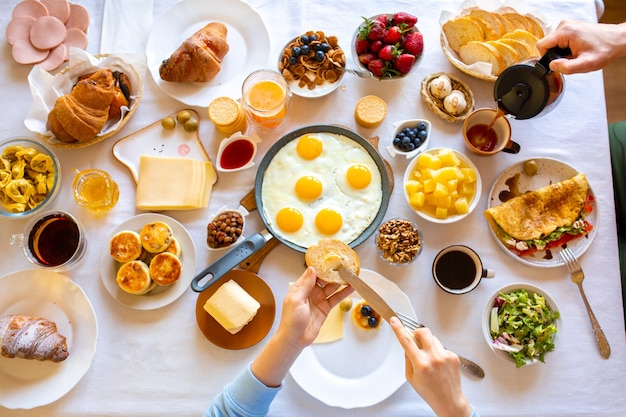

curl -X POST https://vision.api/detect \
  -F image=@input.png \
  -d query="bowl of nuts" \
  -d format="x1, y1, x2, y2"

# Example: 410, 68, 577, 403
206, 205, 248, 250
375, 218, 423, 265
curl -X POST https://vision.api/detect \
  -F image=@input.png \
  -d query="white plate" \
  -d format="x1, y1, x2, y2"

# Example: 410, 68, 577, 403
487, 157, 598, 267
146, 0, 270, 106
100, 213, 197, 310
289, 269, 415, 408
0, 269, 97, 409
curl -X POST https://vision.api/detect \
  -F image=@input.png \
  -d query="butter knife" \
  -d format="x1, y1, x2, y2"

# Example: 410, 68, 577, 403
338, 266, 485, 379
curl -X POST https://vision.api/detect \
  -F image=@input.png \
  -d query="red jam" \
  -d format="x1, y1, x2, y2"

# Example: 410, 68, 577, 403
220, 139, 254, 170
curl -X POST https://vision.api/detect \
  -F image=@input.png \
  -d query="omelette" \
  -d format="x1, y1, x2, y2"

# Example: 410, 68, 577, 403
484, 173, 594, 255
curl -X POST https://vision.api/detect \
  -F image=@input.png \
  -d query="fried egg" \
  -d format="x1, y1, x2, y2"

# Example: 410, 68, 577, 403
261, 132, 383, 248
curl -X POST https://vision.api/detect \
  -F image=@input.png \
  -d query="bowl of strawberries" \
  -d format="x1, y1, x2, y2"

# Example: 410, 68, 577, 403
353, 12, 424, 79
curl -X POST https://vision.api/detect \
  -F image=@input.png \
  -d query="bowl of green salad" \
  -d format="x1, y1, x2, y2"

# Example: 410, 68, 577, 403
483, 283, 560, 367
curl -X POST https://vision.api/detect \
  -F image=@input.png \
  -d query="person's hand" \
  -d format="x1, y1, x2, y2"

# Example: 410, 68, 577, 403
275, 266, 354, 350
390, 317, 472, 417
536, 19, 626, 74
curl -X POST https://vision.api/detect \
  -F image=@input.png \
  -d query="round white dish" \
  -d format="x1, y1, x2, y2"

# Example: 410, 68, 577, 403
486, 157, 597, 267
145, 0, 270, 107
0, 269, 97, 409
100, 213, 197, 310
289, 269, 416, 408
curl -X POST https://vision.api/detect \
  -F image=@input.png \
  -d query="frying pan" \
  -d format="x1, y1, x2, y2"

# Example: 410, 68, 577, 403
191, 125, 391, 292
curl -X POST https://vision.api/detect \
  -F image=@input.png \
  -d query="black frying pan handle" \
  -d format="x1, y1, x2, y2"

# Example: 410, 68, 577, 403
191, 232, 270, 292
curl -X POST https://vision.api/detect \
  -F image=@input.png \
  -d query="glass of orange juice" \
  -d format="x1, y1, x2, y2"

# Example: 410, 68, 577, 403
72, 169, 119, 215
242, 69, 291, 130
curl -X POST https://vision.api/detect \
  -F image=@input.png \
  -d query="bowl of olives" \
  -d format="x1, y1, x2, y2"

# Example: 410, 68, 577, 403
386, 119, 430, 159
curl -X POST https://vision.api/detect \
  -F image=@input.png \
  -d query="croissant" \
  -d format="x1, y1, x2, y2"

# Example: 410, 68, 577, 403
159, 22, 230, 83
47, 69, 116, 143
0, 315, 69, 362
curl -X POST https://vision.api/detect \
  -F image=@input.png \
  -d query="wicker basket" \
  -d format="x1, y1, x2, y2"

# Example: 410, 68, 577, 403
39, 55, 143, 149
420, 72, 475, 123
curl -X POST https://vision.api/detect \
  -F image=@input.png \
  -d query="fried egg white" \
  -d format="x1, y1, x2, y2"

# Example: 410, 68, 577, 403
261, 132, 383, 248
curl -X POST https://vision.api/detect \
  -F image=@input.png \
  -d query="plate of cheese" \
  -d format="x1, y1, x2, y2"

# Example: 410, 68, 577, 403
195, 269, 275, 350
112, 109, 217, 211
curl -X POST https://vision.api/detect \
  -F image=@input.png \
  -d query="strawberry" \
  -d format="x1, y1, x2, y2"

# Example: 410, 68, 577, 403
393, 53, 416, 74
368, 20, 386, 40
358, 52, 376, 66
383, 26, 403, 44
375, 14, 388, 26
378, 44, 396, 61
369, 40, 383, 53
403, 31, 424, 56
355, 38, 370, 54
393, 12, 418, 27
367, 59, 385, 77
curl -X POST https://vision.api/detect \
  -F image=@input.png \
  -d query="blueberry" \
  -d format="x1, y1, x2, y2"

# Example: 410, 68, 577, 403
314, 50, 325, 62
402, 127, 412, 135
417, 121, 427, 131
300, 45, 310, 55
308, 34, 317, 43
401, 137, 411, 146
291, 46, 301, 57
300, 35, 310, 45
406, 143, 416, 151
289, 56, 298, 65
320, 43, 330, 52
417, 129, 428, 140
360, 305, 372, 317
368, 316, 378, 328
393, 137, 402, 147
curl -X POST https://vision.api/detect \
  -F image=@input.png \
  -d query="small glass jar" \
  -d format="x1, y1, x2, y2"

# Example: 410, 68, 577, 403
72, 169, 119, 215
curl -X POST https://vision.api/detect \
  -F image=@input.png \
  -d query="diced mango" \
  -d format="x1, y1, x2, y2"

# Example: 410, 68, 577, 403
460, 167, 476, 183
405, 180, 423, 195
409, 192, 425, 208
433, 182, 449, 198
423, 178, 436, 193
437, 196, 452, 208
447, 179, 458, 191
455, 197, 469, 214
438, 149, 460, 166
460, 182, 475, 196
417, 153, 435, 169
435, 207, 448, 218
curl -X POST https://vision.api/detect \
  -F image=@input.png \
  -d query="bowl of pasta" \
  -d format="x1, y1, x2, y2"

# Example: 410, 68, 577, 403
0, 137, 61, 219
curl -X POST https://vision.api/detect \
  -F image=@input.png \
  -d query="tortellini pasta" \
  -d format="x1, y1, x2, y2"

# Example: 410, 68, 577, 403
0, 145, 55, 213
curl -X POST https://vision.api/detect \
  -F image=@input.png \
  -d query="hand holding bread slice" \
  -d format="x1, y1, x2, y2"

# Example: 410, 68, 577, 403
305, 239, 359, 285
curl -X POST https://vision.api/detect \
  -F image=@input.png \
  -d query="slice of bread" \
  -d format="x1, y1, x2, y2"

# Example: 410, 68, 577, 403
305, 238, 360, 284
488, 40, 520, 68
442, 16, 485, 54
503, 13, 530, 31
459, 41, 506, 75
468, 10, 502, 40
502, 29, 540, 56
522, 15, 545, 39
498, 38, 533, 62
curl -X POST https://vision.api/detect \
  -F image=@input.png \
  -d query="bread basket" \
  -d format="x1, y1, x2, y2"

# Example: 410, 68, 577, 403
420, 72, 474, 123
29, 51, 145, 149
440, 33, 497, 82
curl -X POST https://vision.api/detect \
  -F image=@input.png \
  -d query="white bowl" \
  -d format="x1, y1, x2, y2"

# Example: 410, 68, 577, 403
482, 282, 560, 367
215, 133, 260, 173
206, 205, 249, 250
403, 147, 481, 224
0, 137, 61, 219
386, 119, 431, 159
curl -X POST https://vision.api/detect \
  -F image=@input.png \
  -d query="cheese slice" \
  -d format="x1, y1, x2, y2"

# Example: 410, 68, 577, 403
204, 280, 261, 334
135, 156, 217, 210
313, 303, 344, 344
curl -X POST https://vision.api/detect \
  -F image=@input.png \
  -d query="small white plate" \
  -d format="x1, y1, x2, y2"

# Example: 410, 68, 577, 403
146, 0, 270, 106
486, 158, 597, 267
289, 269, 416, 408
0, 269, 97, 409
99, 213, 197, 310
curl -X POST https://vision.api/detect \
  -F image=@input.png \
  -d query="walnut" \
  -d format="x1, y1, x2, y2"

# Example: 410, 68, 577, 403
376, 218, 422, 264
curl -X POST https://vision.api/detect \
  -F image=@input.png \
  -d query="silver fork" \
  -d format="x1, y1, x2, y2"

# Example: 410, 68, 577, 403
559, 247, 611, 358
343, 68, 375, 79
396, 312, 485, 379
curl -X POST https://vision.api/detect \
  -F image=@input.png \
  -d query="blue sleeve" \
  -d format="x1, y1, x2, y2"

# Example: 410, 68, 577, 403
202, 364, 281, 417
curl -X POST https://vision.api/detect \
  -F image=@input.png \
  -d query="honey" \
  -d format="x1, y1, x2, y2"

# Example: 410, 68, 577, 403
73, 169, 119, 214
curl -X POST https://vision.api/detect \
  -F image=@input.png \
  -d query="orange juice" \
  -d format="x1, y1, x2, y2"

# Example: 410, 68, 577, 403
242, 70, 290, 129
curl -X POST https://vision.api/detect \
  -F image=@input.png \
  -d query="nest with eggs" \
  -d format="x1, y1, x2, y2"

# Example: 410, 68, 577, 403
420, 72, 474, 123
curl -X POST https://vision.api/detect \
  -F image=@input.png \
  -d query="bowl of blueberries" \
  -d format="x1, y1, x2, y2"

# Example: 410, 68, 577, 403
386, 119, 431, 159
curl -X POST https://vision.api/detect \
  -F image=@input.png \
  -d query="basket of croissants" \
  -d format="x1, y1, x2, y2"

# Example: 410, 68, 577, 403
26, 50, 146, 149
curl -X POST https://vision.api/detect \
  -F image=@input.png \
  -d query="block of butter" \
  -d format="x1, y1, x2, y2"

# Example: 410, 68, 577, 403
204, 279, 260, 334
136, 156, 217, 211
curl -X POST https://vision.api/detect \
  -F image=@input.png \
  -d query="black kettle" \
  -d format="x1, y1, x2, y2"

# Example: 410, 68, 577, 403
494, 47, 571, 120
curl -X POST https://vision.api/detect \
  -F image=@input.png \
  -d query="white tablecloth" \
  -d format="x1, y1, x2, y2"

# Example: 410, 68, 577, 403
1, 0, 625, 416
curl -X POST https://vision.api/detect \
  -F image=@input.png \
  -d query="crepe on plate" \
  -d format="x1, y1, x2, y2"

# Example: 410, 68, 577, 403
484, 173, 594, 255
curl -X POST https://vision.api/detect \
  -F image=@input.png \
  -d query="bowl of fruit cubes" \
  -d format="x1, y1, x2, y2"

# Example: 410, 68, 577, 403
403, 148, 481, 224
353, 12, 424, 79
387, 119, 431, 159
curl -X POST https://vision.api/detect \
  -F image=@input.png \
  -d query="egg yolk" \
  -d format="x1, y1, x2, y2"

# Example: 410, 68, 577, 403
296, 135, 323, 160
315, 208, 342, 235
346, 164, 371, 189
295, 176, 322, 201
276, 207, 303, 233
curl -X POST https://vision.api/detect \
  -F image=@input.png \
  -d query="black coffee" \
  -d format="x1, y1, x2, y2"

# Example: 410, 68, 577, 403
434, 250, 476, 290
28, 213, 80, 267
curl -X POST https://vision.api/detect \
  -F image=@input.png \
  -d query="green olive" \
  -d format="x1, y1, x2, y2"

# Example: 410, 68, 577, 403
161, 116, 176, 129
524, 159, 539, 176
183, 117, 198, 132
177, 110, 191, 123
340, 298, 353, 312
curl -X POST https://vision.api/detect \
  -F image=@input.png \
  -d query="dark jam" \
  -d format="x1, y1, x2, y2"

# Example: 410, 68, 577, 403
435, 251, 476, 290
28, 213, 80, 266
220, 139, 254, 170
467, 124, 498, 152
